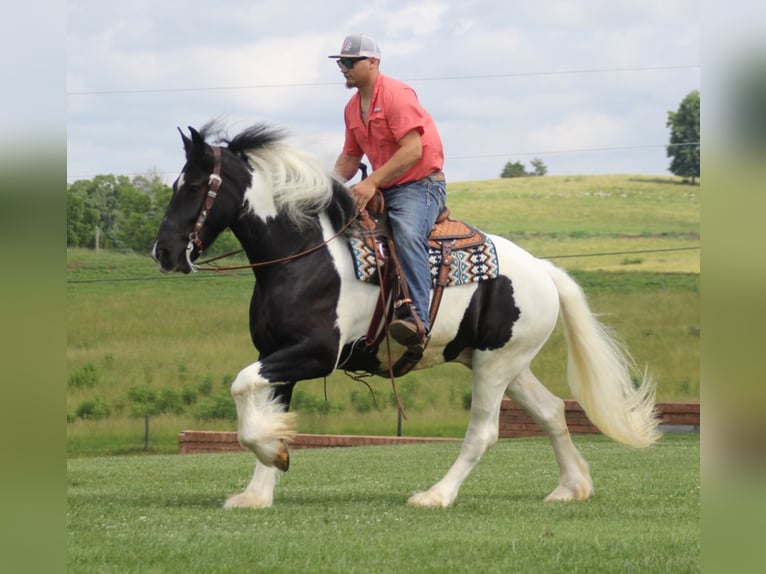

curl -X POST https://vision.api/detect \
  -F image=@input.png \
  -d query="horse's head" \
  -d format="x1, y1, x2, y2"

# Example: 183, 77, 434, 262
152, 125, 250, 273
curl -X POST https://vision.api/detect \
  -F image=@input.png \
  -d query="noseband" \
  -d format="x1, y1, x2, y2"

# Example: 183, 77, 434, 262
185, 145, 222, 270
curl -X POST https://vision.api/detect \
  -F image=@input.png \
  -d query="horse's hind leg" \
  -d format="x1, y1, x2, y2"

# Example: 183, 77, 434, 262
507, 368, 593, 501
408, 352, 511, 508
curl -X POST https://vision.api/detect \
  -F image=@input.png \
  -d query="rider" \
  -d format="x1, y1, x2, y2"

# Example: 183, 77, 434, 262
329, 33, 447, 350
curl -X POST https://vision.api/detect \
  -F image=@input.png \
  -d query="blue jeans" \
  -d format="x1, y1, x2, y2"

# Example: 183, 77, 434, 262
381, 174, 447, 333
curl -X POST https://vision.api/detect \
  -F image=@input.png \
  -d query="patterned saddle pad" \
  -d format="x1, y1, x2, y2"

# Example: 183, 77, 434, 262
348, 221, 499, 287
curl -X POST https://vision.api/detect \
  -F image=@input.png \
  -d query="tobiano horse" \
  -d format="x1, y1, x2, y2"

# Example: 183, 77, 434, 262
151, 122, 660, 509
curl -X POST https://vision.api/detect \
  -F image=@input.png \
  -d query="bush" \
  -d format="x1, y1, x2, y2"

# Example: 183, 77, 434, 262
194, 393, 237, 421
181, 384, 199, 405
197, 377, 214, 397
350, 389, 375, 413
158, 388, 185, 415
462, 390, 472, 411
76, 397, 112, 420
68, 363, 99, 389
292, 390, 343, 414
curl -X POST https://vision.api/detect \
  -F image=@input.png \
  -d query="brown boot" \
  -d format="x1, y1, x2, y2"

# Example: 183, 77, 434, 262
389, 318, 425, 347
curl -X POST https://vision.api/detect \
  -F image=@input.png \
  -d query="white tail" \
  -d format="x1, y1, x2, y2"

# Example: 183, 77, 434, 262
546, 263, 660, 448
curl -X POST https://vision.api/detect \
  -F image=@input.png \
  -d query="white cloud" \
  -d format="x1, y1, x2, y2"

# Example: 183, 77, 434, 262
67, 0, 700, 182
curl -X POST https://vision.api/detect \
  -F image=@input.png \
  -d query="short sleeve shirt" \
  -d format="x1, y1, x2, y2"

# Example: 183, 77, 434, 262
342, 74, 444, 188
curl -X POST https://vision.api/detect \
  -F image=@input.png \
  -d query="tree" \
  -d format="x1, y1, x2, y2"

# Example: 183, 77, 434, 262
500, 160, 527, 178
530, 157, 548, 176
500, 158, 548, 178
666, 90, 700, 184
67, 173, 173, 253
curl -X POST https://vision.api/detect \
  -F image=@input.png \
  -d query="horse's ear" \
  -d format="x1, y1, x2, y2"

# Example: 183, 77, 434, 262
178, 127, 192, 153
188, 126, 205, 147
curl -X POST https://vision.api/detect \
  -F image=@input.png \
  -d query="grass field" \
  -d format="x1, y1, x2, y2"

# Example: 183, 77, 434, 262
67, 434, 700, 573
66, 174, 699, 455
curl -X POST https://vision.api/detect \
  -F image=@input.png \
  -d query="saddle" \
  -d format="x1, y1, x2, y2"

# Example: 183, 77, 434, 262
353, 193, 489, 376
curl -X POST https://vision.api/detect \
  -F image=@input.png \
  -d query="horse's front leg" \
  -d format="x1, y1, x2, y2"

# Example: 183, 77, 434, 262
224, 362, 297, 509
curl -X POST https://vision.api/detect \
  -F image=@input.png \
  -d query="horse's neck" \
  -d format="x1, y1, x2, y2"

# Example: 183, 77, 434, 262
231, 213, 325, 268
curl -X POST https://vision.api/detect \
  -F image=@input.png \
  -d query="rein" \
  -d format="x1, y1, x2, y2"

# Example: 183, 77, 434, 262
185, 144, 360, 272
182, 147, 407, 419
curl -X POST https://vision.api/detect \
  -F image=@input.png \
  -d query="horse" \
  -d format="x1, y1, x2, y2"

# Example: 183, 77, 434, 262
151, 121, 660, 509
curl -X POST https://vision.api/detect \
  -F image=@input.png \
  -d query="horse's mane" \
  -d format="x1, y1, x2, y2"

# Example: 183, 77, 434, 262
198, 120, 343, 229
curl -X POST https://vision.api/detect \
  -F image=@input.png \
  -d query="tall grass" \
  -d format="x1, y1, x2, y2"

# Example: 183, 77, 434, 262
67, 174, 699, 455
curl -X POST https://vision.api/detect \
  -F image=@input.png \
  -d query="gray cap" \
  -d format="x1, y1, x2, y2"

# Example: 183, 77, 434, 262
328, 33, 381, 59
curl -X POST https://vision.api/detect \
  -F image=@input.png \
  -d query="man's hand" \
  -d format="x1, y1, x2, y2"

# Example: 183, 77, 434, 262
351, 177, 378, 211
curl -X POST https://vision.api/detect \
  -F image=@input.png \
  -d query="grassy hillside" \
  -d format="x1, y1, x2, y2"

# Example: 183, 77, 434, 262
67, 174, 699, 454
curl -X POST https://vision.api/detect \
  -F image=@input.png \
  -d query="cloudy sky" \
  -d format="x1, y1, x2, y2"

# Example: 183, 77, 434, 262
67, 0, 700, 184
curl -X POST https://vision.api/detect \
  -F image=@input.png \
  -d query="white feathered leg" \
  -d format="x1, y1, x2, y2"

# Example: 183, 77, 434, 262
224, 362, 296, 509
507, 368, 593, 501
224, 461, 280, 509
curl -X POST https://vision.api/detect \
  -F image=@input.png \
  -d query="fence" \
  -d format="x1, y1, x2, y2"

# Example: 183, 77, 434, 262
178, 400, 699, 454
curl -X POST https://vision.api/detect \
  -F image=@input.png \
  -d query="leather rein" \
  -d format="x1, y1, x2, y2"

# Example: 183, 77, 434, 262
185, 147, 408, 418
185, 144, 359, 273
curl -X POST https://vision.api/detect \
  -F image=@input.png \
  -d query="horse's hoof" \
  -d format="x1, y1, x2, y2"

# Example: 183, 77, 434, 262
544, 483, 593, 502
274, 444, 290, 472
408, 491, 451, 508
223, 492, 273, 509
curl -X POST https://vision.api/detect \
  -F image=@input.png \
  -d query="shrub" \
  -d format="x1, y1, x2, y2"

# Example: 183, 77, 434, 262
68, 363, 99, 389
76, 397, 112, 420
194, 393, 237, 421
181, 384, 199, 405
351, 389, 375, 413
292, 390, 343, 414
158, 388, 185, 415
197, 377, 214, 397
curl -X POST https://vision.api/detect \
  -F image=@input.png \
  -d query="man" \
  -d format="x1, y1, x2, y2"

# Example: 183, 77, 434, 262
329, 33, 447, 351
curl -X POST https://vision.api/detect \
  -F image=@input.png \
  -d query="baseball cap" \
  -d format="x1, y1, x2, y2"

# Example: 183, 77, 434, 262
328, 33, 381, 59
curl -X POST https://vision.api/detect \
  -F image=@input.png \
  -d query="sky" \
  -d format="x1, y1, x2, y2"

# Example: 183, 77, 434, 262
66, 0, 702, 184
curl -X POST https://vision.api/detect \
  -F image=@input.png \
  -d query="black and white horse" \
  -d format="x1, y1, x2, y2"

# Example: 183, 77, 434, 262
152, 122, 659, 509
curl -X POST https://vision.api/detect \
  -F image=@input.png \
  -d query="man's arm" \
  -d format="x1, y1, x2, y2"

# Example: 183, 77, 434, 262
352, 129, 422, 208
333, 153, 363, 182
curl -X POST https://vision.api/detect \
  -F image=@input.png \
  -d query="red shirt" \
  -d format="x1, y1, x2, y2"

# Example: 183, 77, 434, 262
342, 74, 444, 188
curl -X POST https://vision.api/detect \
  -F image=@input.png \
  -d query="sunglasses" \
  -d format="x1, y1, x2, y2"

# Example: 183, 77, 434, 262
336, 57, 368, 69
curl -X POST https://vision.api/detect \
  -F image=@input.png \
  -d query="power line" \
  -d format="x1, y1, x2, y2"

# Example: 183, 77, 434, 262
65, 141, 699, 181
66, 246, 699, 284
449, 141, 699, 160
67, 64, 699, 96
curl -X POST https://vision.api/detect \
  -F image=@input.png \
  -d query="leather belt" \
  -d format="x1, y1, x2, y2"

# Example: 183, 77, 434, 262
383, 171, 445, 191
427, 171, 445, 183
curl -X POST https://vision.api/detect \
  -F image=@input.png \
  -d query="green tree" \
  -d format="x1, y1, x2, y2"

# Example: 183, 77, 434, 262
67, 173, 173, 253
530, 157, 548, 176
500, 160, 527, 178
666, 90, 700, 184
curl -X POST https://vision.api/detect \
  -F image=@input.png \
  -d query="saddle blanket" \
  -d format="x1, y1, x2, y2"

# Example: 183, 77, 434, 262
348, 235, 500, 287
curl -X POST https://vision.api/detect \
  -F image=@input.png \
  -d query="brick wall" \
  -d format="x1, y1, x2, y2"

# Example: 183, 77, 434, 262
178, 400, 699, 454
178, 430, 459, 455
498, 399, 699, 438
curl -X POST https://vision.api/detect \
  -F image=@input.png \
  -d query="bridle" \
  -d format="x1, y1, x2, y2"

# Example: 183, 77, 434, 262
184, 144, 359, 272
185, 145, 223, 270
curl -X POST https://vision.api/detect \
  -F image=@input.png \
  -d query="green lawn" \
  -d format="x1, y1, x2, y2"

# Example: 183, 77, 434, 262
67, 434, 699, 573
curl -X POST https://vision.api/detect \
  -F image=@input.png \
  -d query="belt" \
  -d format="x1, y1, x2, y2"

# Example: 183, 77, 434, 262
382, 171, 445, 191
427, 171, 446, 183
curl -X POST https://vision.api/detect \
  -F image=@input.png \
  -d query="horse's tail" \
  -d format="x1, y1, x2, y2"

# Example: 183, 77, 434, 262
545, 262, 660, 448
